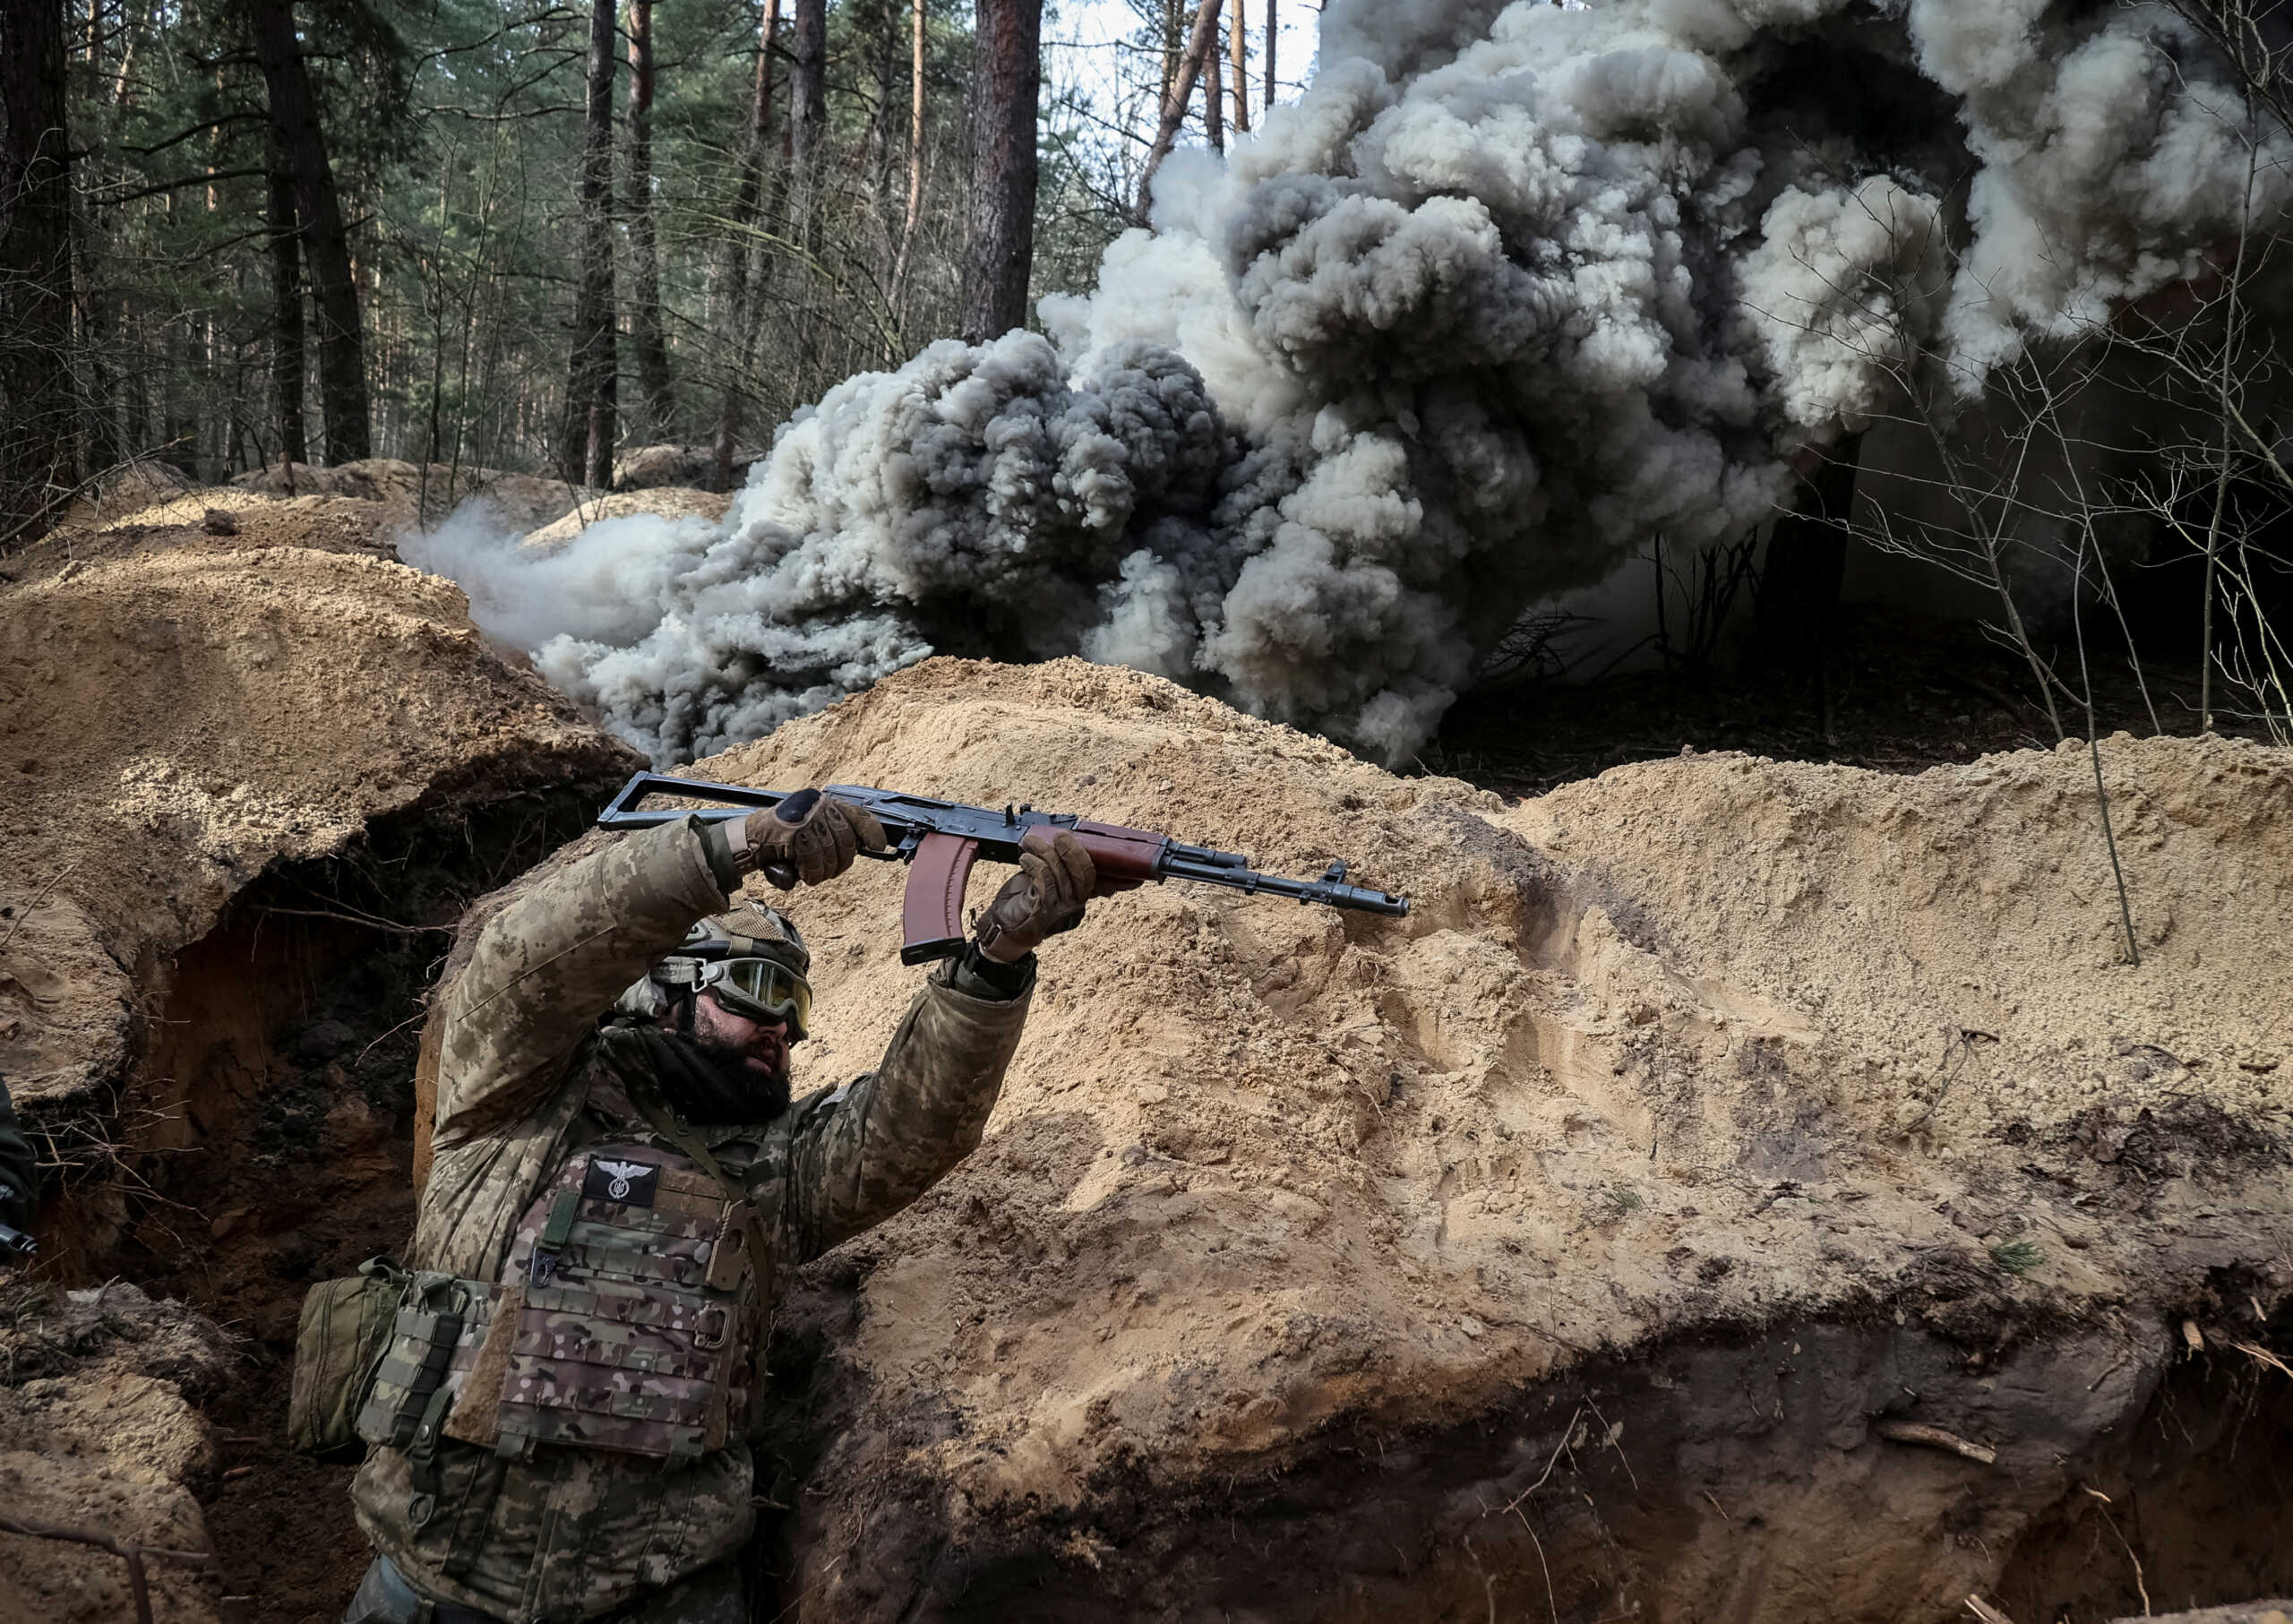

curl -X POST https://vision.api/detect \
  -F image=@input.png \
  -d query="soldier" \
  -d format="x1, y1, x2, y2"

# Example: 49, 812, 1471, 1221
342, 789, 1096, 1624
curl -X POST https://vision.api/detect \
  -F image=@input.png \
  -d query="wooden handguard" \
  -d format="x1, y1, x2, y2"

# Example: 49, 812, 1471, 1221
897, 823, 1156, 966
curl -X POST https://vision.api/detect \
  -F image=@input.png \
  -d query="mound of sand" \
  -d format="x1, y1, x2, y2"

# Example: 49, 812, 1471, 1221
657, 659, 2293, 1622
516, 486, 732, 553
613, 443, 735, 491
1, 522, 634, 1130
228, 458, 605, 536
0, 1282, 236, 1623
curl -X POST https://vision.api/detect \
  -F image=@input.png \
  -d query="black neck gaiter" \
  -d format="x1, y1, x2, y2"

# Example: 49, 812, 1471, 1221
593, 1020, 793, 1127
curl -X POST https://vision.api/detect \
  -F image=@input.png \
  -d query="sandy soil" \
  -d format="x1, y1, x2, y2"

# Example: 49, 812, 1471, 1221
0, 521, 631, 1121
516, 485, 732, 552
3, 489, 2288, 1622
0, 1282, 236, 1624
666, 658, 2293, 1621
227, 458, 605, 535
0, 510, 641, 1623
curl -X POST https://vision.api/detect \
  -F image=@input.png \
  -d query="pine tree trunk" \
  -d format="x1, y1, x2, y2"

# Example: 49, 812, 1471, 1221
624, 0, 672, 438
1136, 0, 1219, 219
250, 0, 369, 464
267, 157, 308, 468
712, 0, 780, 493
0, 0, 78, 543
959, 0, 1043, 343
905, 0, 926, 238
1205, 8, 1224, 152
1162, 0, 1179, 112
790, 0, 828, 209
1756, 434, 1865, 737
72, 184, 117, 477
562, 0, 619, 487
1230, 4, 1248, 133
1262, 0, 1274, 109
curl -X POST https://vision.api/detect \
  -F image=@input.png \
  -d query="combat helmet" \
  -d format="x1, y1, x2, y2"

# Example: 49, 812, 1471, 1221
614, 898, 814, 1038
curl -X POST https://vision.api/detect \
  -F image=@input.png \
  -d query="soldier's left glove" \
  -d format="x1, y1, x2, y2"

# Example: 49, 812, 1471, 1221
734, 789, 888, 888
974, 829, 1096, 964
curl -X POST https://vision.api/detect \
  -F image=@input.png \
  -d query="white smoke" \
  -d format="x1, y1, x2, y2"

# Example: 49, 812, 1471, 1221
412, 0, 2291, 764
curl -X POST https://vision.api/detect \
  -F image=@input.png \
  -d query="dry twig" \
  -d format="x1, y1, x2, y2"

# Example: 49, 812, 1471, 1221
0, 1513, 213, 1624
1873, 1419, 1997, 1465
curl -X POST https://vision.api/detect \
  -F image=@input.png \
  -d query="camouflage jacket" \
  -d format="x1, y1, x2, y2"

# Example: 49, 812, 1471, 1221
351, 817, 1031, 1622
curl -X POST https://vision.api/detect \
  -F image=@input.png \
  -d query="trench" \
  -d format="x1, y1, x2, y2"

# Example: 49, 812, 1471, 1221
755, 1295, 2293, 1624
42, 782, 606, 1624
25, 786, 2293, 1624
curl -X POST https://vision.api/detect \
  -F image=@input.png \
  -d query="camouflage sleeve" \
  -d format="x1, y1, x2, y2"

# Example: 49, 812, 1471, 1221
777, 960, 1033, 1262
434, 817, 732, 1147
0, 1078, 36, 1233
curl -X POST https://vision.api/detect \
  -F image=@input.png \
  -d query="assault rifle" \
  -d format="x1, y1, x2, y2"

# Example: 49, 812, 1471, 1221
0, 1218, 34, 1260
597, 772, 1410, 964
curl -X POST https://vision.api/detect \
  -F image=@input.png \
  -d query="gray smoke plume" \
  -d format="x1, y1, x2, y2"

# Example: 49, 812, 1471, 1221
411, 0, 2290, 764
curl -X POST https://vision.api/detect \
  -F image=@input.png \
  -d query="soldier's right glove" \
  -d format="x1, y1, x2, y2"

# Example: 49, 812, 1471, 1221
734, 789, 888, 888
974, 829, 1096, 964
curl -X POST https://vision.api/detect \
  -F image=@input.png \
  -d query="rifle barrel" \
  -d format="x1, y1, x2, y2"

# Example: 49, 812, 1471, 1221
1158, 854, 1409, 915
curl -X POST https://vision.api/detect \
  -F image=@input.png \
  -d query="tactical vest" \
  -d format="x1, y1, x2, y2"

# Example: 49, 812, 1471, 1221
485, 1139, 761, 1463
353, 1133, 768, 1520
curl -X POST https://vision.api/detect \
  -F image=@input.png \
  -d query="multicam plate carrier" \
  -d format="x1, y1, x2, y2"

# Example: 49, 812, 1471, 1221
356, 1140, 756, 1477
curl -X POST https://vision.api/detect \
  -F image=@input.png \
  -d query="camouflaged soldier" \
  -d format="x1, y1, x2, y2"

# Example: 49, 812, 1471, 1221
342, 790, 1095, 1624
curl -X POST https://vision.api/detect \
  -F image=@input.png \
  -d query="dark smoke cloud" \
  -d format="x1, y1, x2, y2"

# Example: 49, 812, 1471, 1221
408, 0, 2289, 764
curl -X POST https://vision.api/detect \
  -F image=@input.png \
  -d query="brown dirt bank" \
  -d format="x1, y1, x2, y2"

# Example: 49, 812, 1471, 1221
663, 659, 2293, 1623
2, 503, 2287, 1624
0, 511, 640, 1621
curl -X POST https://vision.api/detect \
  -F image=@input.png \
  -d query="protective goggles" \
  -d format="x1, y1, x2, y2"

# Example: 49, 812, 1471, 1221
691, 956, 812, 1040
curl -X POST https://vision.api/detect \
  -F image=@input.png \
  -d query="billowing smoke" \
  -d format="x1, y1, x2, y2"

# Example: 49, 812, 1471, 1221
411, 0, 2290, 764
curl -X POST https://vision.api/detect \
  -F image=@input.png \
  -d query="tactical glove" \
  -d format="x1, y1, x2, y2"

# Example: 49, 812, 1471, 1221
973, 828, 1096, 964
735, 789, 888, 888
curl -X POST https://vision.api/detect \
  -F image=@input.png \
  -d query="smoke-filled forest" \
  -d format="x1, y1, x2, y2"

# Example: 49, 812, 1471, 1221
9, 5, 2293, 1622
4, 0, 2291, 777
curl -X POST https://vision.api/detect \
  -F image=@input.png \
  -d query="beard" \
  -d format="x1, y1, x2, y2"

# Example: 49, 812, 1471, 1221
646, 1021, 793, 1125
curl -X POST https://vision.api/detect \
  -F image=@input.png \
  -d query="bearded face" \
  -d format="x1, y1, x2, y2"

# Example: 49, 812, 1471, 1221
652, 990, 794, 1124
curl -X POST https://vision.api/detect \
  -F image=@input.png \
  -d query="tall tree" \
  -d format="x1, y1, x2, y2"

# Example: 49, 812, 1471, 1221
250, 0, 371, 463
1204, 5, 1223, 152
0, 0, 78, 540
1231, 5, 1249, 133
905, 0, 926, 244
1137, 0, 1219, 219
266, 149, 308, 469
790, 0, 828, 206
623, 0, 672, 438
562, 0, 619, 486
1263, 0, 1275, 110
713, 0, 782, 492
959, 0, 1042, 342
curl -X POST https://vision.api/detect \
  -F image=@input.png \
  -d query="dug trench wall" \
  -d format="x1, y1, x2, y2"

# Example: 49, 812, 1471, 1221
0, 511, 640, 1621
2, 490, 2289, 1623
651, 659, 2293, 1624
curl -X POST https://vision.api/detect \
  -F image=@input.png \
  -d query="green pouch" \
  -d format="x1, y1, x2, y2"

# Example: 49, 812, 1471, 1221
288, 1257, 408, 1459
354, 1271, 493, 1452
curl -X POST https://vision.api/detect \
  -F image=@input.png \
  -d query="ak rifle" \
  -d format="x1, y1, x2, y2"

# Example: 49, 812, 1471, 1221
597, 772, 1411, 965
